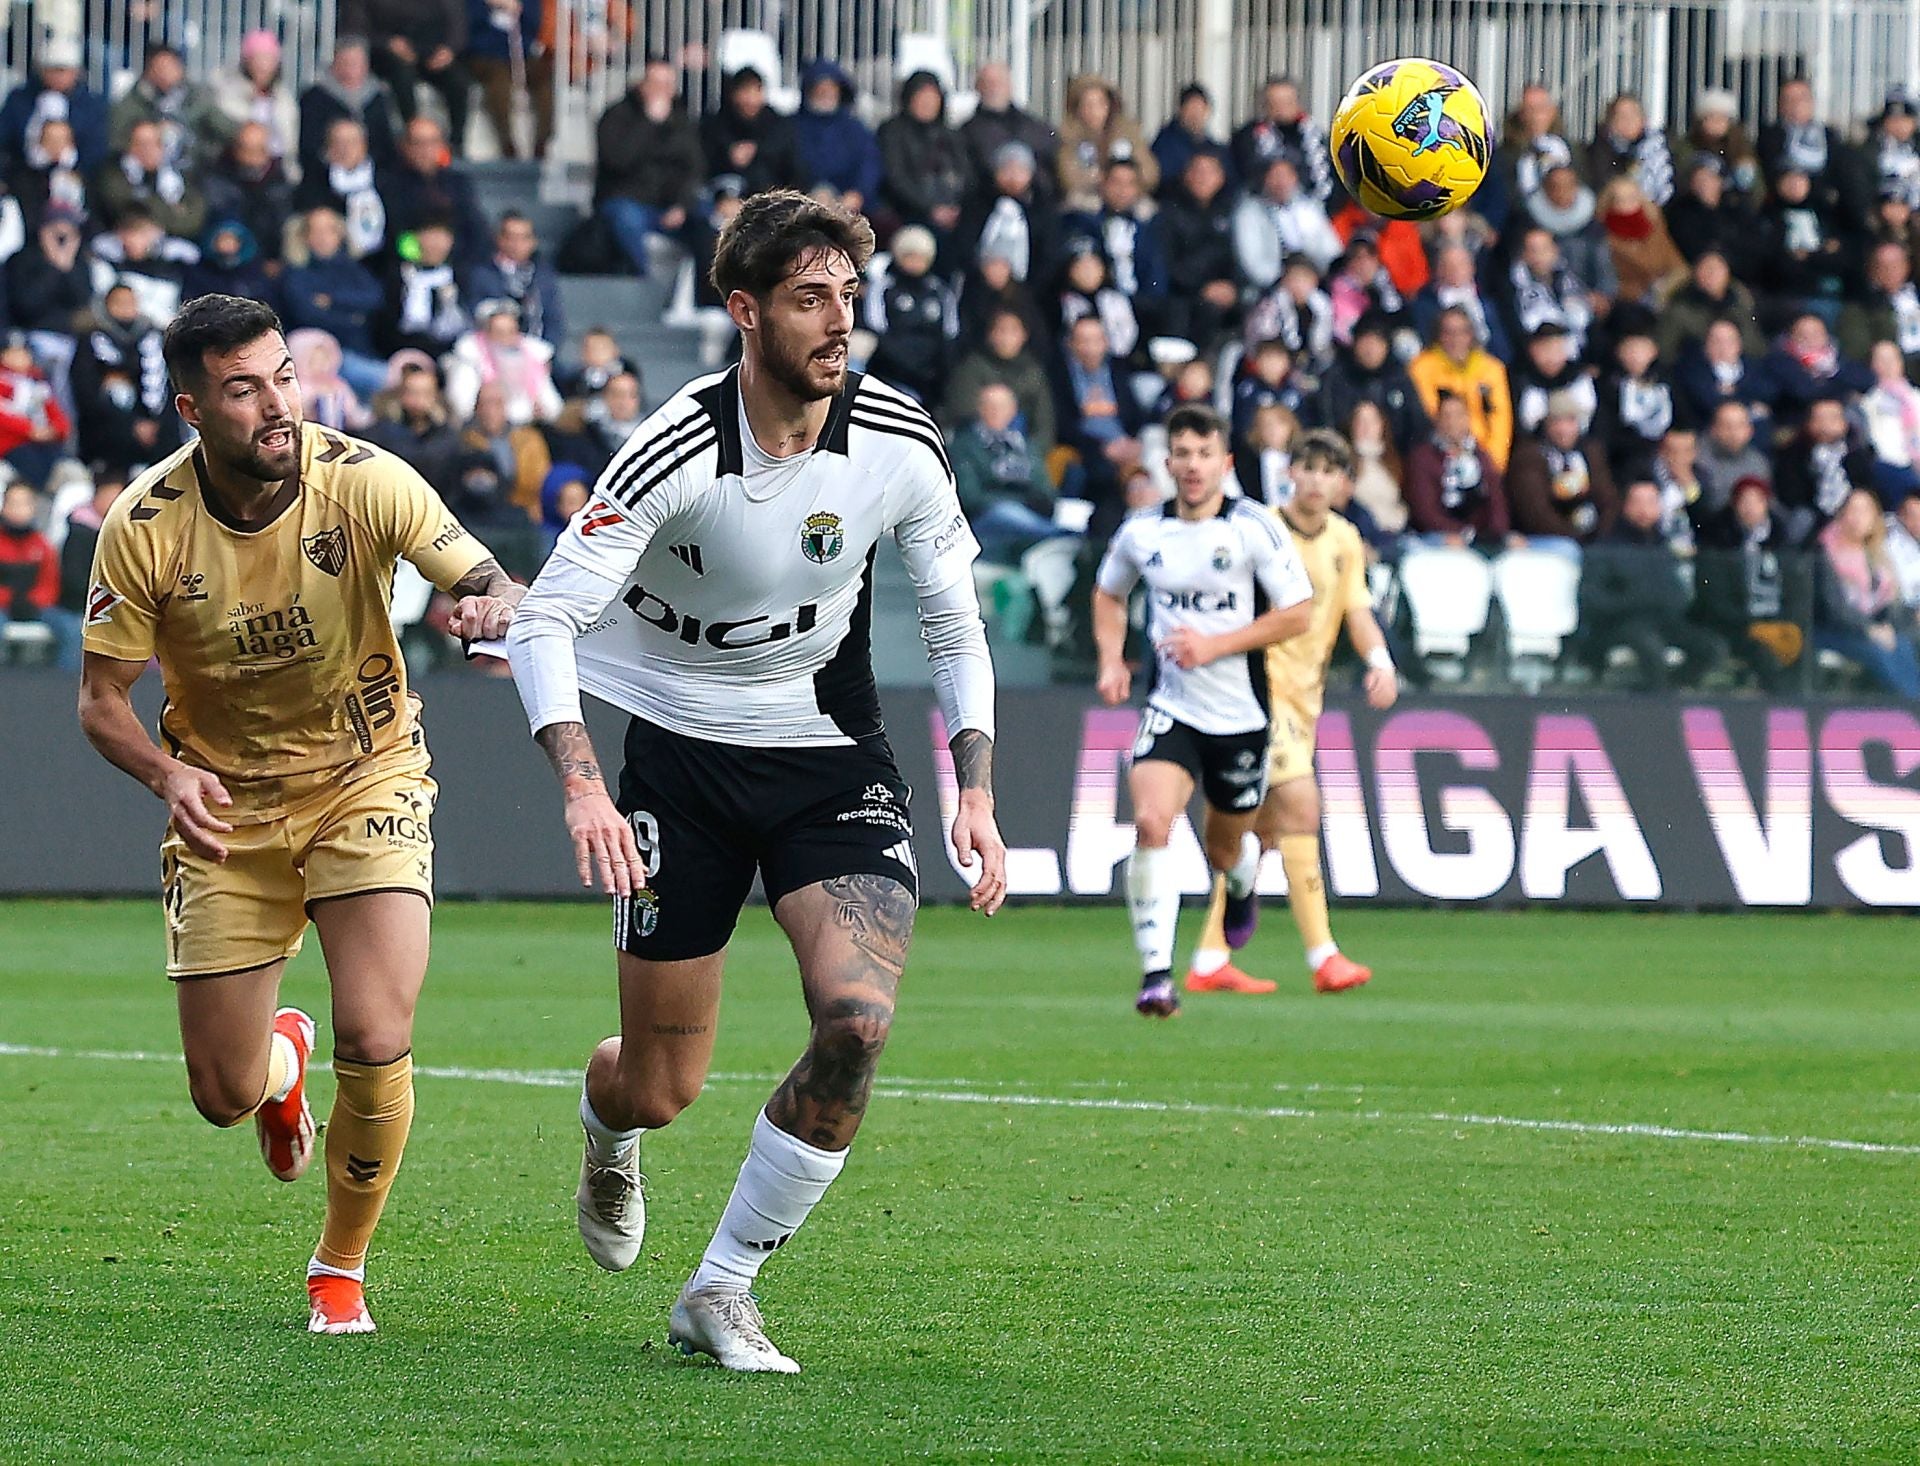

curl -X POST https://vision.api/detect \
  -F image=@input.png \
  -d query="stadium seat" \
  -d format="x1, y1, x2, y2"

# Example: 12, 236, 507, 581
717, 30, 799, 112
1493, 548, 1581, 691
2, 618, 53, 666
1397, 544, 1493, 677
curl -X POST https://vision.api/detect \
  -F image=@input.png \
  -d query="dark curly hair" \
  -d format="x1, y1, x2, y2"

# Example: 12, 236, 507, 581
162, 293, 284, 394
709, 188, 876, 301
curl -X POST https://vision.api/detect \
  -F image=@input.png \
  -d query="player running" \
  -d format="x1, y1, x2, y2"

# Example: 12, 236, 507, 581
1093, 404, 1313, 1018
498, 191, 1007, 1374
1187, 429, 1398, 995
76, 295, 521, 1334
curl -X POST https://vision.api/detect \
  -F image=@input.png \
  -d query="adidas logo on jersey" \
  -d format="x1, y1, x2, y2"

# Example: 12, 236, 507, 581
669, 543, 705, 574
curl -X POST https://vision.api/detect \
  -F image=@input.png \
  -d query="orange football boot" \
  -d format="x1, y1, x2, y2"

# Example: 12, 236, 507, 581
1185, 963, 1278, 994
307, 1273, 376, 1335
1312, 953, 1373, 993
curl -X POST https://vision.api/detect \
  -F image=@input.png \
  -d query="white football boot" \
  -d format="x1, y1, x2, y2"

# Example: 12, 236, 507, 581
668, 1283, 801, 1374
575, 1131, 646, 1272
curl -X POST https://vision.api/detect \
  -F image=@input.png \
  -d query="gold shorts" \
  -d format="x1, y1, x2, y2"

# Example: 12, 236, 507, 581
160, 763, 436, 979
1265, 692, 1323, 789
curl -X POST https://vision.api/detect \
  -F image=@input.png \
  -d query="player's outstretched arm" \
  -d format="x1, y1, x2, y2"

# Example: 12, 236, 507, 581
531, 720, 648, 898
78, 651, 234, 862
1162, 596, 1312, 669
444, 556, 526, 642
1347, 606, 1400, 709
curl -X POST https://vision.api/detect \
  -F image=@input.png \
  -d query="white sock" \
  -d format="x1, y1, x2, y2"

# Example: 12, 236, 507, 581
1125, 844, 1178, 976
1306, 941, 1340, 973
1191, 946, 1229, 976
580, 1085, 642, 1165
689, 1109, 847, 1292
266, 1032, 298, 1104
307, 1256, 366, 1283
1224, 832, 1261, 900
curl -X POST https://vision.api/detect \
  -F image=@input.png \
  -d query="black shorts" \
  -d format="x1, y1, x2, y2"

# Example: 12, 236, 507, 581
1131, 708, 1268, 814
613, 717, 920, 961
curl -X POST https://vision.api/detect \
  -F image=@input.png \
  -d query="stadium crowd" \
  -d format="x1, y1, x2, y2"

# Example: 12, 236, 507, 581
1, 31, 1918, 698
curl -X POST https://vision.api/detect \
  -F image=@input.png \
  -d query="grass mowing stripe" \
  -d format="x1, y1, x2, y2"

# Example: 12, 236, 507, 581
9, 1038, 1919, 1158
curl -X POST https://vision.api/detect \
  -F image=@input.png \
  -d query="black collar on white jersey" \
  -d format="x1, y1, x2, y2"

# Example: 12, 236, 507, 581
703, 364, 861, 475
1162, 492, 1236, 520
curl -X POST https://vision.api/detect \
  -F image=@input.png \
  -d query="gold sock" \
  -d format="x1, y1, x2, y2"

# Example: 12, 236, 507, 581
1279, 834, 1334, 955
1191, 874, 1230, 971
315, 1052, 415, 1273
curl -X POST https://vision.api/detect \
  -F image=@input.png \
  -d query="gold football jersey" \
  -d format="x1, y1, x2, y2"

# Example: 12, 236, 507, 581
1264, 508, 1370, 705
84, 426, 489, 821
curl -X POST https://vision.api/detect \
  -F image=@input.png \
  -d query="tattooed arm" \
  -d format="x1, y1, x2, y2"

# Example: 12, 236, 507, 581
445, 556, 527, 641
530, 719, 646, 896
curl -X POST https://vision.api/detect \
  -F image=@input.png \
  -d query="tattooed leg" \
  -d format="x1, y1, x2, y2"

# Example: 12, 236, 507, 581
767, 874, 916, 1150
584, 949, 726, 1132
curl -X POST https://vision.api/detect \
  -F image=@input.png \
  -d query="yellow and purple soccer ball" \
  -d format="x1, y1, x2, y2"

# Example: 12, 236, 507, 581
1328, 58, 1493, 220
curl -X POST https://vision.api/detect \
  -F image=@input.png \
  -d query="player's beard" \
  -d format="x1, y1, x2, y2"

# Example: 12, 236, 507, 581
231, 419, 302, 484
760, 319, 846, 402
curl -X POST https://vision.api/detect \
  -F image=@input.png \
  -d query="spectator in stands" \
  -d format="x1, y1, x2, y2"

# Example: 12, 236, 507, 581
1671, 89, 1760, 203
1156, 356, 1216, 420
1694, 475, 1803, 689
559, 326, 634, 399
1698, 400, 1772, 510
1599, 177, 1687, 306
382, 117, 490, 262
72, 282, 177, 470
1522, 164, 1616, 300
1763, 312, 1872, 422
1816, 485, 1920, 694
1335, 198, 1428, 299
959, 62, 1055, 200
202, 123, 295, 261
1501, 227, 1599, 359
1595, 315, 1682, 478
1157, 149, 1239, 351
282, 207, 387, 397
1861, 338, 1920, 503
1870, 185, 1920, 259
1839, 241, 1920, 373
877, 71, 971, 255
381, 218, 469, 356
1408, 306, 1513, 468
951, 380, 1059, 559
1056, 75, 1156, 215
1506, 390, 1616, 550
592, 61, 703, 279
289, 327, 371, 430
1151, 85, 1227, 201
701, 67, 800, 199
111, 45, 223, 166
463, 210, 564, 347
1661, 250, 1765, 363
1243, 257, 1333, 370
1584, 93, 1674, 207
1495, 83, 1574, 212
957, 142, 1056, 287
43, 466, 124, 669
1066, 158, 1168, 336
1411, 244, 1509, 363
1760, 77, 1859, 214
1776, 394, 1875, 543
957, 243, 1047, 351
1233, 156, 1341, 294
1650, 424, 1707, 548
87, 205, 196, 324
1345, 398, 1408, 533
1053, 313, 1146, 503
299, 37, 402, 181
294, 118, 388, 259
1232, 338, 1311, 439
1511, 320, 1593, 438
1760, 166, 1855, 326
459, 379, 549, 517
1405, 394, 1510, 546
1318, 312, 1427, 452
1230, 76, 1330, 203
564, 369, 644, 474
793, 61, 879, 218
1578, 478, 1726, 688
185, 220, 280, 314
1664, 158, 1755, 275
1422, 205, 1500, 268
349, 0, 472, 152
368, 361, 461, 493
0, 335, 72, 488
538, 462, 590, 554
0, 38, 108, 173
0, 480, 57, 643
1867, 87, 1920, 207
11, 117, 92, 232
1234, 400, 1297, 505
101, 119, 206, 240
1326, 236, 1406, 345
1887, 492, 1920, 606
8, 206, 90, 350
210, 31, 301, 176
445, 297, 562, 424
1056, 235, 1140, 364
448, 445, 534, 534
943, 305, 1055, 457
468, 0, 553, 161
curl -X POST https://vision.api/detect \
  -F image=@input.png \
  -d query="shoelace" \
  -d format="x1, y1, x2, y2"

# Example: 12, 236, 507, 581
587, 1162, 642, 1222
708, 1289, 774, 1349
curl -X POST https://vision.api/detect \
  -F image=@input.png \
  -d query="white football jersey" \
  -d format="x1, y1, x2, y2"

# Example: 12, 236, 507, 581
529, 367, 979, 746
1096, 496, 1312, 735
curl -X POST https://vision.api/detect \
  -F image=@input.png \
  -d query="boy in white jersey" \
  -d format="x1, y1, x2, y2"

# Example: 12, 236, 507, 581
1093, 404, 1313, 1017
498, 191, 1008, 1373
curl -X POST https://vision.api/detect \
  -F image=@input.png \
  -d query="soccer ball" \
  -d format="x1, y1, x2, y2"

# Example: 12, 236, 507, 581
1328, 58, 1493, 220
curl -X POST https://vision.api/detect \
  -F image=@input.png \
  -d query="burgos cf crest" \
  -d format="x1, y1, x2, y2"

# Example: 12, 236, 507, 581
303, 526, 349, 576
1393, 88, 1469, 156
800, 511, 845, 564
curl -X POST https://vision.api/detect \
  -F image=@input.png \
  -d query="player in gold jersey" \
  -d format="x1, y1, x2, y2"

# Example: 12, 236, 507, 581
1187, 429, 1398, 995
76, 296, 522, 1334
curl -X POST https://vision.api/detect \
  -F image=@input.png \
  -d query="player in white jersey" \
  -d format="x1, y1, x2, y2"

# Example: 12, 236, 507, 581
498, 192, 1007, 1373
1093, 405, 1313, 1018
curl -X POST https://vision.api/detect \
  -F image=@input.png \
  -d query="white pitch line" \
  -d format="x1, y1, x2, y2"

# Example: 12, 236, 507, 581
4, 1041, 1918, 1158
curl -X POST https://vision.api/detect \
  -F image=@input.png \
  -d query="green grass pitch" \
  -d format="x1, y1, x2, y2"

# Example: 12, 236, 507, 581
3, 898, 1918, 1463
